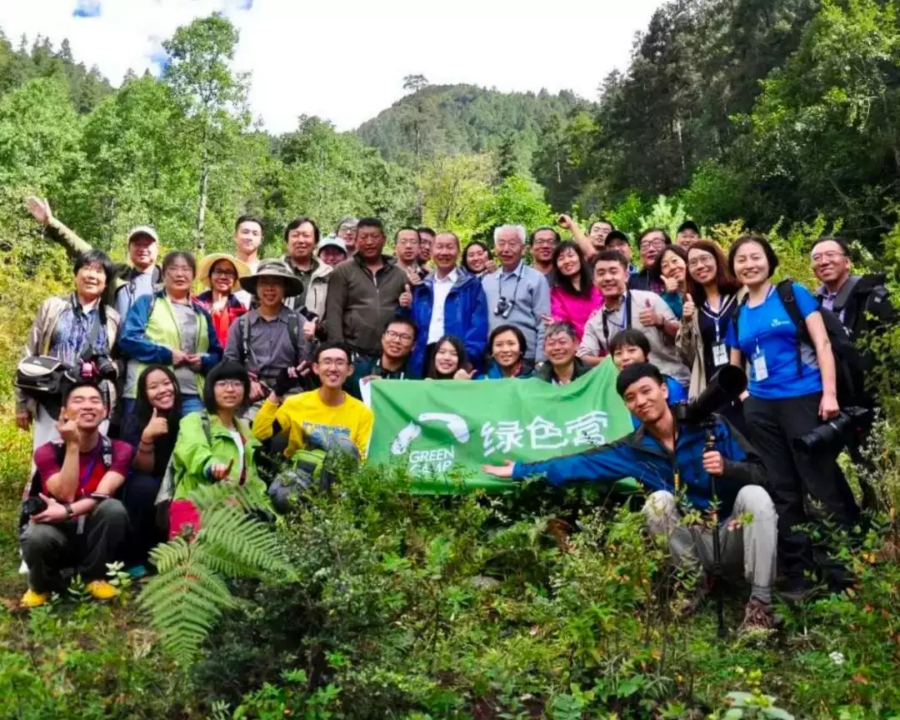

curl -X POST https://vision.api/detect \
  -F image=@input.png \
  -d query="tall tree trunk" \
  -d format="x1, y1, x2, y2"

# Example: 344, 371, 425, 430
195, 122, 210, 253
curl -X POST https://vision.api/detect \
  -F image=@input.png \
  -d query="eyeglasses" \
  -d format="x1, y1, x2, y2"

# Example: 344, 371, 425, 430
215, 379, 244, 389
532, 239, 557, 247
688, 254, 715, 269
385, 329, 414, 342
640, 239, 665, 250
318, 359, 349, 369
211, 269, 237, 279
166, 265, 193, 276
811, 250, 847, 264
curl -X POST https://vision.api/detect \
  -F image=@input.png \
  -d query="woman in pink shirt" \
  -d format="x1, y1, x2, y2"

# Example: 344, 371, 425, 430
549, 241, 603, 340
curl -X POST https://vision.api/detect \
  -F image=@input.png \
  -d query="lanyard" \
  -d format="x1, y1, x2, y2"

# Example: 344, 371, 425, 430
601, 294, 631, 345
500, 267, 523, 305
700, 295, 736, 345
79, 452, 100, 494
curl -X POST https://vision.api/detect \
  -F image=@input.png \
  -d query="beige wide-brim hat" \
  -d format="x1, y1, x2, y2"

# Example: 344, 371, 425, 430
240, 258, 304, 298
197, 253, 251, 290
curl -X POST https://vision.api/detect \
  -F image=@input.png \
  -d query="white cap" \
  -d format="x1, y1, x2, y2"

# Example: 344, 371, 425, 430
317, 235, 347, 255
127, 225, 159, 243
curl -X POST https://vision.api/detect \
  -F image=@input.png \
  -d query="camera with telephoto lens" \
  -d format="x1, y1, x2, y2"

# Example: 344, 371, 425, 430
673, 365, 748, 427
494, 296, 514, 318
792, 406, 869, 453
79, 356, 117, 382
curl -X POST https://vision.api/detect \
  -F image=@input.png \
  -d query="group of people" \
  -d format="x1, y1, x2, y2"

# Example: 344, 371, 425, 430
14, 198, 894, 636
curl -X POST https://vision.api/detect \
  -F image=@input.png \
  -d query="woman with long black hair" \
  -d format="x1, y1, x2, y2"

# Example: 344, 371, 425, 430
425, 335, 476, 380
549, 241, 602, 341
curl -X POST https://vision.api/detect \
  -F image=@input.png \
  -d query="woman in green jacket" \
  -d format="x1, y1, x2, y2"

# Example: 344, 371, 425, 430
169, 361, 266, 539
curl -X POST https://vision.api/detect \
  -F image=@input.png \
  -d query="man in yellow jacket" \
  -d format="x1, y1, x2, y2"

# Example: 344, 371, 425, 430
253, 342, 374, 459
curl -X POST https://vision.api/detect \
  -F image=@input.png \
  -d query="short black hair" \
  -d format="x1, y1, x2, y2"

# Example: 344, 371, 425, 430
203, 361, 251, 413
727, 235, 779, 279
74, 249, 115, 288
677, 220, 701, 235
811, 236, 851, 257
529, 226, 561, 245
63, 380, 104, 407
284, 216, 321, 244
609, 329, 651, 359
605, 230, 630, 247
637, 228, 672, 246
489, 324, 527, 357
384, 316, 418, 341
592, 249, 629, 271
314, 341, 353, 364
589, 218, 616, 233
235, 215, 264, 233
395, 227, 420, 241
616, 362, 664, 398
417, 227, 436, 239
162, 250, 197, 276
357, 218, 385, 236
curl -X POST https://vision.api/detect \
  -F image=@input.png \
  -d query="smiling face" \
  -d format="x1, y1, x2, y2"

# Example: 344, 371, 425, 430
531, 229, 558, 265
128, 234, 158, 271
256, 276, 286, 309
612, 344, 648, 371
382, 321, 415, 361
432, 233, 459, 274
732, 241, 771, 288
315, 347, 353, 389
418, 232, 434, 263
144, 369, 176, 412
210, 259, 238, 294
660, 249, 687, 283
357, 224, 386, 262
811, 239, 851, 286
593, 259, 627, 300
287, 222, 316, 263
590, 222, 613, 248
687, 247, 718, 286
465, 244, 488, 274
164, 258, 194, 296
75, 262, 107, 301
318, 246, 347, 267
676, 228, 701, 248
491, 330, 523, 369
395, 230, 420, 264
622, 377, 669, 425
556, 246, 581, 278
337, 223, 358, 253
214, 378, 245, 411
433, 341, 460, 376
494, 228, 525, 270
65, 385, 107, 430
545, 330, 577, 367
639, 231, 667, 269
607, 240, 633, 263
234, 220, 263, 257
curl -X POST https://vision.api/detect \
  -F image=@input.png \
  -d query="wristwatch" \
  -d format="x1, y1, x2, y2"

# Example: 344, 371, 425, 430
64, 503, 74, 519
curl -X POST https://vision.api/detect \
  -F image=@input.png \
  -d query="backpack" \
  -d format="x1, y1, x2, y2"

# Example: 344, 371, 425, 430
735, 279, 866, 408
19, 436, 114, 535
238, 311, 303, 369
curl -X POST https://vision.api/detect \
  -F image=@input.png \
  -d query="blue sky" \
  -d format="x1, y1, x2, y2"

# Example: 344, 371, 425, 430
1, 0, 664, 133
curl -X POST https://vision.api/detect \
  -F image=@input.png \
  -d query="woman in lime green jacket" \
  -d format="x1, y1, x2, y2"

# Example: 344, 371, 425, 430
169, 361, 266, 539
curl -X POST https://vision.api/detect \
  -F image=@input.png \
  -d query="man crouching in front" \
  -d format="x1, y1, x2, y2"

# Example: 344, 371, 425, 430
483, 363, 778, 633
20, 382, 133, 608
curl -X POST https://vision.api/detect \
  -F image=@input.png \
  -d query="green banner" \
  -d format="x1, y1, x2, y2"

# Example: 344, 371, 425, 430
368, 359, 635, 493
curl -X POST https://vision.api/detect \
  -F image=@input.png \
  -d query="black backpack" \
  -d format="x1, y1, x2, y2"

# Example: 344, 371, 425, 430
736, 279, 866, 408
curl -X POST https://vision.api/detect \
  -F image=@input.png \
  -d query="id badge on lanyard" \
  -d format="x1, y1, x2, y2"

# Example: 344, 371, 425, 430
752, 342, 768, 381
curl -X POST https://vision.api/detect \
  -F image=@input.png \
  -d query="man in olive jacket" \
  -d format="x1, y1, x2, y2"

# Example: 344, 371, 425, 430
324, 218, 410, 358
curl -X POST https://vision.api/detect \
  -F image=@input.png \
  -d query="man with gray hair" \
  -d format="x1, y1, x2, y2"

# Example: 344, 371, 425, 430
336, 216, 359, 255
481, 224, 551, 364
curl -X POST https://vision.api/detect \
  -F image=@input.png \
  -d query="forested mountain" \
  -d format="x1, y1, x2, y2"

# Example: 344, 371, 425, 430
356, 81, 591, 167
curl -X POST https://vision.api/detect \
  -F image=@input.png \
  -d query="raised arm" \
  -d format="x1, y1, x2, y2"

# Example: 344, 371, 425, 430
557, 214, 595, 261
26, 197, 92, 259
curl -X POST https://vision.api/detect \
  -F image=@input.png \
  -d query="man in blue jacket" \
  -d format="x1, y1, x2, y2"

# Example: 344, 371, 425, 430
482, 363, 778, 633
405, 232, 489, 376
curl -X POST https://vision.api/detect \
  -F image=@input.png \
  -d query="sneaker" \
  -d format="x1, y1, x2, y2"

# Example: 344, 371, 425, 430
20, 589, 49, 608
126, 565, 148, 579
86, 580, 119, 602
738, 597, 775, 634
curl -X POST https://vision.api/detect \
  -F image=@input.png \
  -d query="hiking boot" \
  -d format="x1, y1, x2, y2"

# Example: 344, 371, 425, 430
20, 589, 49, 609
738, 597, 775, 634
86, 580, 119, 602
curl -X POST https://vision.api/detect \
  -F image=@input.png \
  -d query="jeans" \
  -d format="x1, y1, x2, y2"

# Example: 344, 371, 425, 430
121, 472, 165, 566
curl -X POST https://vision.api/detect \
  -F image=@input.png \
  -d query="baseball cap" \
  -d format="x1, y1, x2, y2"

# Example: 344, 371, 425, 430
677, 220, 701, 235
605, 230, 630, 246
317, 235, 348, 255
127, 225, 159, 244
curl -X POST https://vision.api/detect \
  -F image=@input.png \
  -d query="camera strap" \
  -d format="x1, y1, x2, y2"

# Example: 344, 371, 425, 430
76, 294, 106, 364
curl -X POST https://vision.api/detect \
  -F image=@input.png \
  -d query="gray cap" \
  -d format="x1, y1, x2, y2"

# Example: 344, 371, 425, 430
317, 235, 347, 256
127, 225, 159, 243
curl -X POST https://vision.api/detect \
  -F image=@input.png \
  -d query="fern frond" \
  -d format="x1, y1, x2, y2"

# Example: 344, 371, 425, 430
199, 503, 294, 576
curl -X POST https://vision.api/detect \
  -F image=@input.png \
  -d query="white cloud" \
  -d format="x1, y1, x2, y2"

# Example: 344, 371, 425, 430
0, 0, 662, 133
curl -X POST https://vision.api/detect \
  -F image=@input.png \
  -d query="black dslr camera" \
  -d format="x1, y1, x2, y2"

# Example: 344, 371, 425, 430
22, 495, 48, 519
793, 406, 869, 453
494, 296, 514, 319
673, 365, 747, 427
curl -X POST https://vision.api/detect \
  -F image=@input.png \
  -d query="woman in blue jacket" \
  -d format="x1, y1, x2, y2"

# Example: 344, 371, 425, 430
726, 235, 858, 597
407, 232, 488, 376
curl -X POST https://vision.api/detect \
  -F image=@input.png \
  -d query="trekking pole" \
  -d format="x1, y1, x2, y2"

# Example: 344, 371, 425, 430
706, 425, 727, 638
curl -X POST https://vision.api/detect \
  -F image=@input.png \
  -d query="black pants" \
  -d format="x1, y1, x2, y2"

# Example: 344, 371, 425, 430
743, 392, 859, 584
121, 472, 165, 567
21, 500, 129, 593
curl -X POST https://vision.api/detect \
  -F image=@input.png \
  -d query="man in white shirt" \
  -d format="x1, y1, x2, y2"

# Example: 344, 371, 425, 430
233, 215, 264, 307
406, 232, 489, 376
